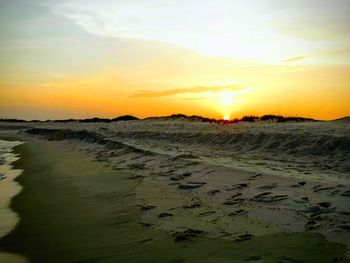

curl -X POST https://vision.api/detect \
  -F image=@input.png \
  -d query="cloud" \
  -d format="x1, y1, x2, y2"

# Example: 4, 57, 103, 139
50, 0, 324, 62
181, 97, 207, 101
131, 84, 244, 98
284, 56, 305, 62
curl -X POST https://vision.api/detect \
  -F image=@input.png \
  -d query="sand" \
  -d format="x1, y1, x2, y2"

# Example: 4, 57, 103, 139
0, 120, 349, 262
0, 138, 27, 263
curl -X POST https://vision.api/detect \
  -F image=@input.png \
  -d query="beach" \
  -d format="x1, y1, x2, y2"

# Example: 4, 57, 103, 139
0, 138, 27, 263
2, 0, 350, 261
0, 120, 349, 262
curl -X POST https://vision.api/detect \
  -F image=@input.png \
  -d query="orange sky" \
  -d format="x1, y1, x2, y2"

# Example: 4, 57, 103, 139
1, 0, 349, 120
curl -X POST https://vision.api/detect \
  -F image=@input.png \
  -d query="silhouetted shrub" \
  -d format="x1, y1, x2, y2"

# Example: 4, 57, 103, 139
111, 115, 139, 121
241, 116, 259, 122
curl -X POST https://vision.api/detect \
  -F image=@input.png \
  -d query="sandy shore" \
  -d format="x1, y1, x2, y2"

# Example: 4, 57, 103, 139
0, 123, 349, 262
0, 138, 27, 263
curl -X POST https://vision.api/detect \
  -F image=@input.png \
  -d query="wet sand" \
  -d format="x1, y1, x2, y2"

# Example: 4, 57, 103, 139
0, 135, 349, 262
0, 139, 27, 263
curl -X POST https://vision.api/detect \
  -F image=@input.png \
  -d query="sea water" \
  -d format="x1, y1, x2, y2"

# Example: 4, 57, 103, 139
0, 139, 28, 263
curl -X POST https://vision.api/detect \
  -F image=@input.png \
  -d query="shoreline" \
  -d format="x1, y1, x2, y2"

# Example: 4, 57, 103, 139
0, 131, 349, 262
0, 136, 27, 263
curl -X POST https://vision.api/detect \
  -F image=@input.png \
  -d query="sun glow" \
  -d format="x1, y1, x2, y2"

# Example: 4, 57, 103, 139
217, 89, 235, 120
219, 90, 234, 107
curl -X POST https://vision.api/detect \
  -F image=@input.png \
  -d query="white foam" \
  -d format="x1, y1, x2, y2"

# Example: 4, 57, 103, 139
0, 139, 28, 263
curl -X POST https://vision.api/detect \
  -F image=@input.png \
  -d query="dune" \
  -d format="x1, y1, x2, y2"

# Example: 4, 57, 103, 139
332, 116, 350, 123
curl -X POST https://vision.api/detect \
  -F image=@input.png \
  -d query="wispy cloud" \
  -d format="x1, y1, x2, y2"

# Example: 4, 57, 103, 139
131, 84, 243, 98
284, 56, 305, 62
181, 97, 207, 101
50, 0, 350, 62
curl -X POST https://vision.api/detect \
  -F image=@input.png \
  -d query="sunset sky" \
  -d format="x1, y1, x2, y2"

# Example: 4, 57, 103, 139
1, 0, 349, 120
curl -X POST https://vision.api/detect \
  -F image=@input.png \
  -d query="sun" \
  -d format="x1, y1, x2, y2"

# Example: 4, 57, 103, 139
218, 90, 234, 121
204, 89, 237, 121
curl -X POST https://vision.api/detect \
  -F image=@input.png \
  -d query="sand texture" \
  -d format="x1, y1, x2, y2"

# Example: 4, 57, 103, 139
0, 120, 349, 262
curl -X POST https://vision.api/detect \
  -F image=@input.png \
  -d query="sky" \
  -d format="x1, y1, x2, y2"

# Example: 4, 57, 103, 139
0, 0, 349, 120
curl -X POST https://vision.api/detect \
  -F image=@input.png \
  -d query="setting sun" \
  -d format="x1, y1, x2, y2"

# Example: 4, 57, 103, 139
223, 115, 230, 120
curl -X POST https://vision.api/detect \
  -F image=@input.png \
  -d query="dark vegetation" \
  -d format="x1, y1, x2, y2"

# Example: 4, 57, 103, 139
79, 115, 139, 123
146, 114, 316, 123
145, 114, 221, 123
241, 115, 315, 123
112, 115, 139, 121
0, 115, 139, 123
0, 118, 42, 123
0, 114, 319, 124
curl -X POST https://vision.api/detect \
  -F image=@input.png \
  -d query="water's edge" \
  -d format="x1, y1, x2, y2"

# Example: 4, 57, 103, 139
0, 139, 28, 263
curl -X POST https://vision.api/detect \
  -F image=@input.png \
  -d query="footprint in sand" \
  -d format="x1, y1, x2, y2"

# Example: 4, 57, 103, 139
223, 198, 245, 205
291, 181, 306, 187
170, 174, 184, 181
172, 229, 204, 242
178, 181, 206, 189
230, 193, 243, 199
318, 202, 331, 208
182, 172, 192, 177
294, 196, 310, 203
249, 174, 263, 180
234, 233, 254, 242
257, 183, 278, 190
340, 190, 350, 196
197, 211, 216, 217
158, 212, 173, 218
230, 183, 249, 190
228, 209, 249, 216
183, 202, 201, 209
252, 192, 288, 202
312, 185, 336, 193
207, 189, 220, 195
305, 220, 320, 230
140, 205, 156, 211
